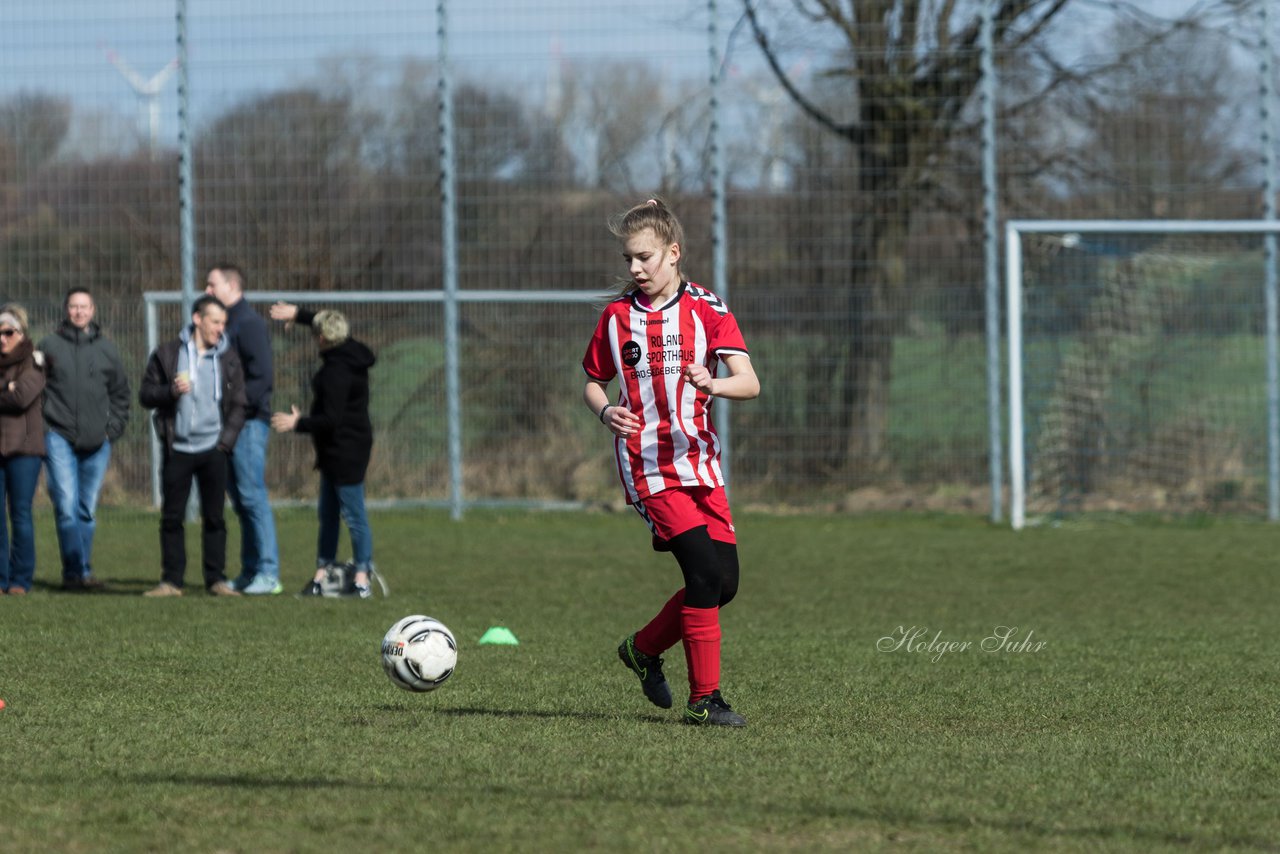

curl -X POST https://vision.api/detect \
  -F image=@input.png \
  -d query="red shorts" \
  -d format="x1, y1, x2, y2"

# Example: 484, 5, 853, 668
633, 486, 736, 551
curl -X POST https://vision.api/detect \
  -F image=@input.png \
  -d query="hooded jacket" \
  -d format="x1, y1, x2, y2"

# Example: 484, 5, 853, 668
39, 320, 131, 453
293, 310, 376, 485
139, 325, 247, 455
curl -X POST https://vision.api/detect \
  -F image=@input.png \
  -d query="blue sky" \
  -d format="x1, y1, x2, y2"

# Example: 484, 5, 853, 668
1, 0, 1228, 160
1, 0, 723, 153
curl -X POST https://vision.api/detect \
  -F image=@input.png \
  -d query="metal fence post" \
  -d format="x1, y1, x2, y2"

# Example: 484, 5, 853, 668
438, 0, 463, 521
708, 0, 731, 490
981, 0, 1003, 523
1260, 0, 1279, 522
175, 0, 195, 318
175, 0, 200, 523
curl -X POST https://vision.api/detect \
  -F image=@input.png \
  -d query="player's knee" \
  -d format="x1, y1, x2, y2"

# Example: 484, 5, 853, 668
684, 565, 721, 608
669, 527, 721, 608
714, 540, 739, 607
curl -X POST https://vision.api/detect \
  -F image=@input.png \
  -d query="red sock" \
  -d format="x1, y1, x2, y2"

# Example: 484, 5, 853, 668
681, 605, 721, 701
634, 589, 684, 656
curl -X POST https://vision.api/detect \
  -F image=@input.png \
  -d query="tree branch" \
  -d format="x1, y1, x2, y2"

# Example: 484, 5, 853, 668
742, 0, 860, 142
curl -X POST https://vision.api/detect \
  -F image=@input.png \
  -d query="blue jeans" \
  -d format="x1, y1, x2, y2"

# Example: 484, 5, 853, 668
226, 419, 280, 582
317, 475, 373, 571
44, 431, 111, 583
0, 455, 43, 592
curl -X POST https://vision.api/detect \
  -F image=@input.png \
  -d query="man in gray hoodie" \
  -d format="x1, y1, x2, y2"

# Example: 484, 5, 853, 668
39, 288, 131, 592
139, 295, 247, 597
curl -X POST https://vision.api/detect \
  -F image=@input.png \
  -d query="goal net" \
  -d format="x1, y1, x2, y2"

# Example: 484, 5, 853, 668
1007, 221, 1280, 528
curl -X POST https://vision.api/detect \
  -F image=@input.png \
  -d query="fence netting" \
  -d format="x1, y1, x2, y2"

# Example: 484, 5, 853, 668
0, 0, 1275, 516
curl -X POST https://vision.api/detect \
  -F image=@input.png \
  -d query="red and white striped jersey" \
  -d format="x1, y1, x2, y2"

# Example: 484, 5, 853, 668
582, 281, 749, 503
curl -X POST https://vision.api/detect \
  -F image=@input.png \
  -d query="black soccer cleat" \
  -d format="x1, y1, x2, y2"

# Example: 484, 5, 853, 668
684, 690, 747, 727
617, 634, 673, 709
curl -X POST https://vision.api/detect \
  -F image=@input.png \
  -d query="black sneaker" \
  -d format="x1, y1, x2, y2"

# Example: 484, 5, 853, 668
617, 634, 673, 709
298, 580, 323, 597
351, 583, 372, 600
684, 690, 747, 727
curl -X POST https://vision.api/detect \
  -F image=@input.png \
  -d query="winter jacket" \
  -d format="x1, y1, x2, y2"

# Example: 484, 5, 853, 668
294, 309, 376, 485
0, 339, 47, 458
139, 328, 247, 455
39, 320, 131, 453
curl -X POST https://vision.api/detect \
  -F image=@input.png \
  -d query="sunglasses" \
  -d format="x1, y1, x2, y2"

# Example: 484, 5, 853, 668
0, 329, 18, 338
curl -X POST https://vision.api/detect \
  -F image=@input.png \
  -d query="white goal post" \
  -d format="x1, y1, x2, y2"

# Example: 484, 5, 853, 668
1006, 220, 1280, 530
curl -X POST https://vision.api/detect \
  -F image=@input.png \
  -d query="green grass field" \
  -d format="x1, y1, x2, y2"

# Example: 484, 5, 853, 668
3, 508, 1279, 852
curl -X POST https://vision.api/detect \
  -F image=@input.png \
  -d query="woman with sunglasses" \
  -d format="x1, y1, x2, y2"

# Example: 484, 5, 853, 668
0, 303, 47, 596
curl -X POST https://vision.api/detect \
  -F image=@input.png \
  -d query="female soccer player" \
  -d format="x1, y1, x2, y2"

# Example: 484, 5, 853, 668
582, 198, 760, 727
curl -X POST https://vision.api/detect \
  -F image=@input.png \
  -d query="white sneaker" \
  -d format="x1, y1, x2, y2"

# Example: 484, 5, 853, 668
242, 576, 283, 595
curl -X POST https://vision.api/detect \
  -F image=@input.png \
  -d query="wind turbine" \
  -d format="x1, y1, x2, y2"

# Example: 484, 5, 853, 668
104, 46, 178, 158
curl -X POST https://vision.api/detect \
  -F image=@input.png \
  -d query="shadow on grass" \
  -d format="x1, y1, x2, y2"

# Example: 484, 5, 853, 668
445, 706, 669, 724
369, 705, 668, 724
122, 772, 389, 790
471, 782, 1266, 850
31, 770, 1268, 848
31, 577, 159, 597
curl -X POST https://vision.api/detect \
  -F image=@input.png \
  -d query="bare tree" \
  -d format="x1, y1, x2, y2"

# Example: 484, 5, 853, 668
1056, 24, 1253, 218
0, 92, 71, 184
555, 60, 708, 193
740, 0, 1238, 477
196, 88, 371, 288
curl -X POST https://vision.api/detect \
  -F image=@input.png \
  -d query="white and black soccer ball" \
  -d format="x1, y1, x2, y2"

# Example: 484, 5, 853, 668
381, 615, 457, 692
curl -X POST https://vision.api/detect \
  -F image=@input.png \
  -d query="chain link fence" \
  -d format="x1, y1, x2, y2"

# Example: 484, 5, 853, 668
1, 0, 1277, 517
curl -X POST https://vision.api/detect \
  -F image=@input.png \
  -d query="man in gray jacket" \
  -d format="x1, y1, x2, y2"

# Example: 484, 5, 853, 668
139, 295, 246, 597
39, 288, 131, 592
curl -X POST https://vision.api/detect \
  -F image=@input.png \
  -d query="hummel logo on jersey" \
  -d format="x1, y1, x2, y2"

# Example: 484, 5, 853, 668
687, 285, 729, 315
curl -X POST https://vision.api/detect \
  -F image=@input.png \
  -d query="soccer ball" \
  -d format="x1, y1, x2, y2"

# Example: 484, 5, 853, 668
381, 615, 457, 692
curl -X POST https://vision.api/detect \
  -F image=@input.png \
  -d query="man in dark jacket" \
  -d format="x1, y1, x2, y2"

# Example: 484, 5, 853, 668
39, 288, 131, 591
269, 302, 378, 598
139, 295, 247, 597
205, 263, 281, 594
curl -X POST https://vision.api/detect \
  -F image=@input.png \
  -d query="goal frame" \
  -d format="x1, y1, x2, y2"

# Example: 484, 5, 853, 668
1005, 220, 1280, 530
